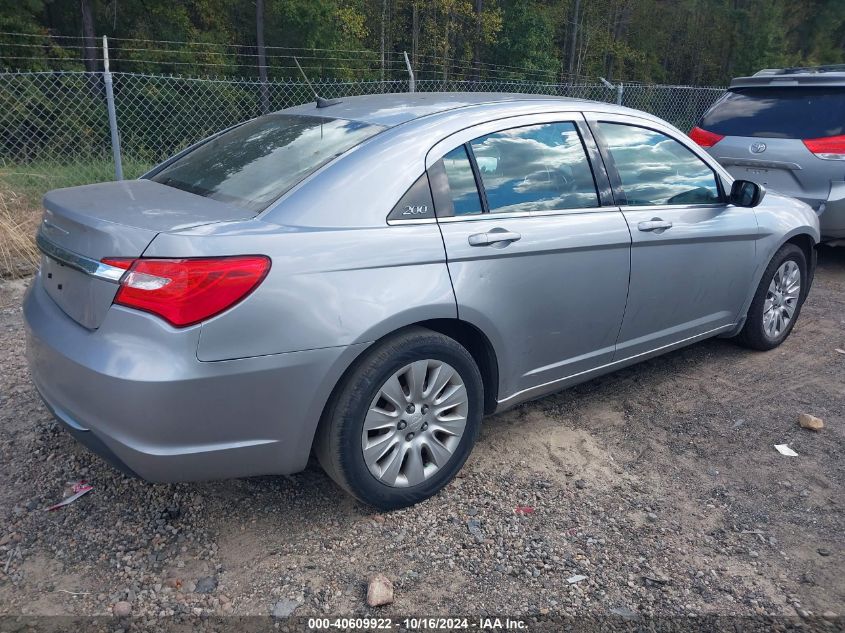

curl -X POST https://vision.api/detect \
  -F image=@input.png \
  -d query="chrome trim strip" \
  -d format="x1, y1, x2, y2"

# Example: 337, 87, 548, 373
498, 324, 734, 405
436, 206, 604, 223
41, 219, 69, 236
437, 211, 529, 223
617, 203, 726, 211
386, 217, 438, 226
528, 206, 604, 217
36, 232, 126, 283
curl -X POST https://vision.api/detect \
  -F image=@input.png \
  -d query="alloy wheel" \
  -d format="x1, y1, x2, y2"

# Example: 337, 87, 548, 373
763, 260, 801, 339
361, 359, 468, 487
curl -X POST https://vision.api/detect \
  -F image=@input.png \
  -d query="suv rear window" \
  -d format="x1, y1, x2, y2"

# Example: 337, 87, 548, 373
151, 114, 384, 212
699, 87, 845, 139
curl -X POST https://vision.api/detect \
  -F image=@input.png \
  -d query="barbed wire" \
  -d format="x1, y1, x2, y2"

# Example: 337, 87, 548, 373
0, 32, 729, 87
0, 57, 588, 83
0, 31, 595, 82
0, 31, 375, 52
0, 31, 83, 39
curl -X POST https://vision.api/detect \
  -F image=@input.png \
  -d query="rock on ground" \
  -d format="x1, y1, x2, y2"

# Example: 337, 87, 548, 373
271, 598, 301, 618
366, 574, 394, 607
112, 601, 132, 618
798, 413, 824, 431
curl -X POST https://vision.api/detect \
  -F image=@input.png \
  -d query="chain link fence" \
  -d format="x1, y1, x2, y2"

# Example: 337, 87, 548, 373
0, 71, 725, 201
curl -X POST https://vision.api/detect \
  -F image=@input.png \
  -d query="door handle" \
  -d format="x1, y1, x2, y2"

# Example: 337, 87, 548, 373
637, 219, 673, 232
468, 229, 522, 247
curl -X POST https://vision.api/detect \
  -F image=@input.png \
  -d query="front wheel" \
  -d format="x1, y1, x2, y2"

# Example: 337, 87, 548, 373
315, 327, 484, 509
735, 243, 808, 351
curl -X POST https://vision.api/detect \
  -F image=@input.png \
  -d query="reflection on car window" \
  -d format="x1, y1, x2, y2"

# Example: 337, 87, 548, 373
469, 122, 599, 214
699, 87, 845, 139
599, 123, 720, 206
442, 145, 483, 215
151, 114, 384, 213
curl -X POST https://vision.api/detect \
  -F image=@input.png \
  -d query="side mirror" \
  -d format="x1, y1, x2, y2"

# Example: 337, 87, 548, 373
730, 180, 766, 207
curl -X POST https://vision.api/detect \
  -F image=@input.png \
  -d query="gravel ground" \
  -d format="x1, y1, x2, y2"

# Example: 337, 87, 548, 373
0, 246, 843, 628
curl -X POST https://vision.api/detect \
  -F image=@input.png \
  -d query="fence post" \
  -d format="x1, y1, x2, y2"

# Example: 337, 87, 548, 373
102, 35, 124, 181
616, 82, 624, 106
404, 51, 415, 93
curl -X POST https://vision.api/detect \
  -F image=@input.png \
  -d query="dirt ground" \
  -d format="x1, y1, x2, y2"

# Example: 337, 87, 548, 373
0, 247, 842, 628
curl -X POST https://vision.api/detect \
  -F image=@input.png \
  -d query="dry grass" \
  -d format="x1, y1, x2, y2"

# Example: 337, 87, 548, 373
0, 182, 40, 279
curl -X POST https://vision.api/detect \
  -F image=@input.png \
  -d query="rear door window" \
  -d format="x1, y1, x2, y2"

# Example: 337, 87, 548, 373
151, 114, 384, 212
699, 87, 845, 139
468, 122, 599, 213
599, 122, 721, 206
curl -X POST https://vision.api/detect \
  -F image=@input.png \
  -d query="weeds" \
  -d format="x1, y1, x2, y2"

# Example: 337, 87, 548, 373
0, 183, 39, 279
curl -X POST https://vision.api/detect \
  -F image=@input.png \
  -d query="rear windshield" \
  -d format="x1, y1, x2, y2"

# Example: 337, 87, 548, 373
699, 86, 845, 139
150, 114, 384, 212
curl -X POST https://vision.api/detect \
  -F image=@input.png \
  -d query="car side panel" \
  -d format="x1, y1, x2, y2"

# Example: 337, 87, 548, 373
820, 181, 845, 239
614, 203, 759, 357
584, 111, 762, 355
731, 191, 821, 325
439, 212, 632, 399
144, 221, 457, 361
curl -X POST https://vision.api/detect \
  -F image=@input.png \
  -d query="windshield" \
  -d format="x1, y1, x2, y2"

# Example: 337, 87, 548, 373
150, 114, 384, 212
699, 87, 845, 139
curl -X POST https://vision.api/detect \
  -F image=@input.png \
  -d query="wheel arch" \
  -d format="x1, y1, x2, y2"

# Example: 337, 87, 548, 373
414, 318, 500, 415
784, 232, 817, 288
310, 318, 501, 457
728, 229, 817, 338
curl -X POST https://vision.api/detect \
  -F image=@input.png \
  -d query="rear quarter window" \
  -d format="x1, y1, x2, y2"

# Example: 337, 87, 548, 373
150, 114, 384, 213
699, 87, 845, 139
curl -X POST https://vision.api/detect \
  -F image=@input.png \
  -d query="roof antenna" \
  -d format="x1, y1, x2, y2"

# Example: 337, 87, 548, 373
294, 57, 342, 109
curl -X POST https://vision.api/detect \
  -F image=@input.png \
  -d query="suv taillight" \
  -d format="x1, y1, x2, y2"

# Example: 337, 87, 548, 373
802, 134, 845, 160
689, 126, 724, 148
101, 256, 271, 327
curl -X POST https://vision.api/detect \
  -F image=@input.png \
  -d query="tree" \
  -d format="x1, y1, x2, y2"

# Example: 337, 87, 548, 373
256, 0, 270, 113
80, 0, 97, 72
0, 0, 842, 84
568, 0, 580, 77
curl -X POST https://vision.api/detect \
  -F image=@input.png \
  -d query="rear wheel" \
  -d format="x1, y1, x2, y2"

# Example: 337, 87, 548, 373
315, 327, 483, 509
735, 243, 808, 350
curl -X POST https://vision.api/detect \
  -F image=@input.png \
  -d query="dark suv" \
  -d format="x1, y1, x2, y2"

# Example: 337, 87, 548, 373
690, 66, 845, 241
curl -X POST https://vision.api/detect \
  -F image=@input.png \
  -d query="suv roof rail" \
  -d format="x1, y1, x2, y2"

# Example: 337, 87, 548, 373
754, 65, 845, 76
731, 66, 845, 89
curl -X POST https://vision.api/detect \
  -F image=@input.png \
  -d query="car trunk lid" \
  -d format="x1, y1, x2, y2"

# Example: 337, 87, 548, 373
37, 179, 255, 329
707, 137, 824, 202
709, 136, 844, 208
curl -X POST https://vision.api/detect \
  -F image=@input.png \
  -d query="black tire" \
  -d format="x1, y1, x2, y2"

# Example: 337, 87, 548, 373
735, 243, 808, 351
315, 327, 484, 510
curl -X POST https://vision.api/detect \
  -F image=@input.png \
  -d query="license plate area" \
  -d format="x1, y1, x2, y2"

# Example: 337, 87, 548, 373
41, 255, 119, 329
729, 166, 801, 197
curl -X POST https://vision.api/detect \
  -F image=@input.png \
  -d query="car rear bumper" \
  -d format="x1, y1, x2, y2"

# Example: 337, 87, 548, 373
23, 274, 365, 482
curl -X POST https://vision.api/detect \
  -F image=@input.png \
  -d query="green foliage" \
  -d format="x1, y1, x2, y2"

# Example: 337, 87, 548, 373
490, 1, 558, 74
0, 0, 842, 84
0, 73, 110, 163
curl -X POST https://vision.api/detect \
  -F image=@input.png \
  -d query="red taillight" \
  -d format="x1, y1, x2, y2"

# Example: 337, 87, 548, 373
101, 256, 271, 327
802, 134, 845, 160
688, 126, 724, 148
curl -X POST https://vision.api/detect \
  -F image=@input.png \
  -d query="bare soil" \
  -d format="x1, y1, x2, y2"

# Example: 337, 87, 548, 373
0, 247, 842, 625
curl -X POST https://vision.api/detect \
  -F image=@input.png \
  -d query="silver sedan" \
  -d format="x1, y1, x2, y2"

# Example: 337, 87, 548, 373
24, 93, 820, 508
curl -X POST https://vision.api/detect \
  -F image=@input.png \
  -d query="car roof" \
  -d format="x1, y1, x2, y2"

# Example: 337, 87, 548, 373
730, 66, 845, 89
282, 92, 631, 128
